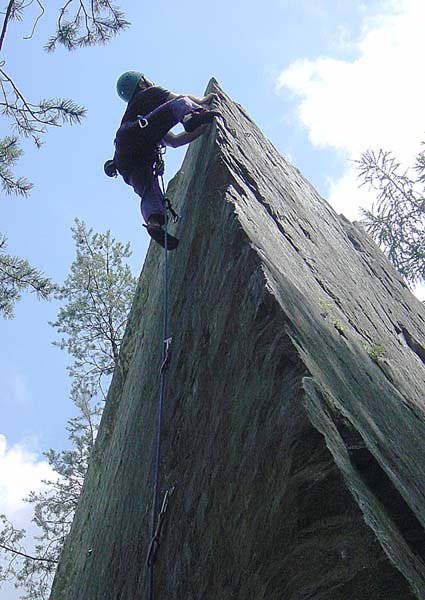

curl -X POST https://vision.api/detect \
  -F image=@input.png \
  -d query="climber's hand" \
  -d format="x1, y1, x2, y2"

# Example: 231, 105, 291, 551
203, 93, 218, 105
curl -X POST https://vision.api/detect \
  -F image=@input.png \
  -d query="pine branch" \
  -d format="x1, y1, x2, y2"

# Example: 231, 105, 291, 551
23, 1, 45, 41
0, 233, 54, 318
0, 1, 15, 52
45, 0, 130, 52
356, 146, 425, 285
0, 3, 128, 193
0, 543, 58, 564
0, 68, 86, 139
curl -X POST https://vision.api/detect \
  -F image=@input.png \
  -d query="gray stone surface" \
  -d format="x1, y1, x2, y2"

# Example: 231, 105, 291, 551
50, 80, 425, 600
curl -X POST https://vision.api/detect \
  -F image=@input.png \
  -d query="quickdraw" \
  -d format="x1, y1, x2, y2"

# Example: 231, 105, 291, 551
153, 145, 166, 177
165, 198, 179, 223
146, 486, 175, 568
154, 147, 180, 223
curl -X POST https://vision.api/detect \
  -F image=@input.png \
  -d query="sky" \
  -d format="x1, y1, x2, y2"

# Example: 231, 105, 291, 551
1, 0, 424, 597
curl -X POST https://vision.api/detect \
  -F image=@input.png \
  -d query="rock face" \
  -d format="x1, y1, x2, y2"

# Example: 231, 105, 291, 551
50, 80, 425, 600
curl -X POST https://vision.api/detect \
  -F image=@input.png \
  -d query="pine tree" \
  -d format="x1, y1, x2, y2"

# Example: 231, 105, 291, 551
0, 2, 129, 315
0, 1, 129, 195
51, 219, 137, 397
356, 144, 425, 285
0, 221, 137, 599
0, 234, 54, 318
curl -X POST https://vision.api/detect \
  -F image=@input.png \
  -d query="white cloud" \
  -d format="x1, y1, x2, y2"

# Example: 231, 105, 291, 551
277, 0, 425, 219
0, 434, 56, 522
325, 170, 374, 221
0, 437, 57, 600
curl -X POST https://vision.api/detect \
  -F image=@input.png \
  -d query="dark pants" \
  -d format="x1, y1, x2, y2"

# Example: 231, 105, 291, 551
120, 96, 204, 223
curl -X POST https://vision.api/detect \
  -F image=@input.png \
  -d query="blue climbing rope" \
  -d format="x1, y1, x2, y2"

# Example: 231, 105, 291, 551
146, 171, 171, 600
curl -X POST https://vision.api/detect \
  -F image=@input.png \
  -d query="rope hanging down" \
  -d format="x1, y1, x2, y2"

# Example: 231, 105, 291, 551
146, 154, 175, 600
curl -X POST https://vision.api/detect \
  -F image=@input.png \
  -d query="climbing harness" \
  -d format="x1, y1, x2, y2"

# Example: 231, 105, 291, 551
137, 114, 149, 129
146, 150, 177, 600
153, 145, 180, 223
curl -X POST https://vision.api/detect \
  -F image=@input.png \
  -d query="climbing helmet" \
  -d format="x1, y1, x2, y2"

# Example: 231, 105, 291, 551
116, 71, 144, 102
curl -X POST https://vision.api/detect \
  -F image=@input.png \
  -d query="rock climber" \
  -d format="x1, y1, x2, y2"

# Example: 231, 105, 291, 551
104, 71, 220, 250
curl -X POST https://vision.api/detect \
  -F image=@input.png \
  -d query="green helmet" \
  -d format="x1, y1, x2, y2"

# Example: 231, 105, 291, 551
116, 71, 143, 102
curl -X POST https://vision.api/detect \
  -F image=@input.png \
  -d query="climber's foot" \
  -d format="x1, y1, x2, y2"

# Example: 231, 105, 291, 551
144, 223, 179, 251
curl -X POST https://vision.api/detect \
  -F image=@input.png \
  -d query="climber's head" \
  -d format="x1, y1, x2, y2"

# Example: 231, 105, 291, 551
116, 71, 154, 102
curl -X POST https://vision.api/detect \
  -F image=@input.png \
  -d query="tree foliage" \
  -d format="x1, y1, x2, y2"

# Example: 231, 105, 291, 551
0, 512, 60, 600
356, 144, 425, 285
0, 387, 101, 600
0, 221, 136, 599
0, 233, 54, 318
51, 218, 137, 397
45, 0, 129, 52
0, 0, 129, 314
0, 136, 31, 196
0, 0, 129, 195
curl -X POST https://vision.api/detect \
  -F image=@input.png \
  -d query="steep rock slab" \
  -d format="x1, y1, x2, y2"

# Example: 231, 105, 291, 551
50, 80, 425, 600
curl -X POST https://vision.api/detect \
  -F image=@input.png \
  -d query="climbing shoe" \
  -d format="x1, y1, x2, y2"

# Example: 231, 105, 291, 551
144, 224, 179, 251
183, 109, 221, 132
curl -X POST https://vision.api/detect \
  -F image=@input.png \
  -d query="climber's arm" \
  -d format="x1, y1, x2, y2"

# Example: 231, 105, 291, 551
163, 125, 207, 148
167, 92, 218, 105
187, 93, 217, 104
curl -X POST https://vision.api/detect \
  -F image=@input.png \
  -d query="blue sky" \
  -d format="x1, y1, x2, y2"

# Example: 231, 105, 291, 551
1, 1, 424, 596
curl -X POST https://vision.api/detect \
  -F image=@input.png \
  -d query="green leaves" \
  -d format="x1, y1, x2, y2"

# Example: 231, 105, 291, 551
0, 136, 32, 196
51, 218, 137, 397
0, 67, 86, 141
0, 233, 55, 318
0, 221, 136, 598
0, 1, 129, 195
45, 2, 130, 52
0, 513, 57, 600
356, 146, 425, 285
